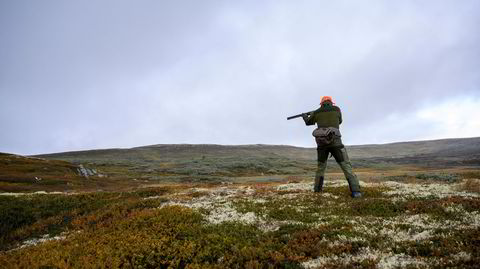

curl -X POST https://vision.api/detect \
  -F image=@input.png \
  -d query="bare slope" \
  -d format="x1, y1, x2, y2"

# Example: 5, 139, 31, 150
348, 137, 480, 158
36, 137, 480, 165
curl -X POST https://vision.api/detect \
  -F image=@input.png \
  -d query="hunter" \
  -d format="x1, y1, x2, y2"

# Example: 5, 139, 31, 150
302, 96, 362, 198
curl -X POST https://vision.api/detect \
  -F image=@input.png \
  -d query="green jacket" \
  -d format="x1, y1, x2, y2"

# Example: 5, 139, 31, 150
303, 101, 342, 129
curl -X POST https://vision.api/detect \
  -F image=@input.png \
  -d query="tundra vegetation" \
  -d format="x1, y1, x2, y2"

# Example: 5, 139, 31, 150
0, 140, 480, 268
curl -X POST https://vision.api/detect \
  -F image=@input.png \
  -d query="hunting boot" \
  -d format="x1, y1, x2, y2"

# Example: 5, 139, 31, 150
338, 161, 362, 198
314, 176, 324, 192
315, 161, 327, 192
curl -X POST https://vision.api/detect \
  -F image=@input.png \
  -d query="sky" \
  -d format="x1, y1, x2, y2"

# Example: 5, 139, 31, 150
1, 0, 479, 155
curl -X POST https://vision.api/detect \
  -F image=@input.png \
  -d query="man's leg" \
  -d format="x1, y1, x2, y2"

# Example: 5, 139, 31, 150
315, 147, 329, 192
331, 147, 361, 194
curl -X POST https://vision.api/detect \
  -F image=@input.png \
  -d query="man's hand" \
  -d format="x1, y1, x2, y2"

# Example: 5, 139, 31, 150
302, 113, 310, 122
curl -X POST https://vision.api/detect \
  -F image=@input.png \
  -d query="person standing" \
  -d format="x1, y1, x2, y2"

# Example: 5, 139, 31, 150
302, 96, 362, 198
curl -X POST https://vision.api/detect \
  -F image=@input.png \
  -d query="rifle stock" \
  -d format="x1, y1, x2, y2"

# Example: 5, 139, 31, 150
287, 110, 315, 120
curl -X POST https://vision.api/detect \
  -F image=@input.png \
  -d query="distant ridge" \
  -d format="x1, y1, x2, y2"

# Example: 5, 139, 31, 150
33, 137, 480, 165
2, 137, 478, 191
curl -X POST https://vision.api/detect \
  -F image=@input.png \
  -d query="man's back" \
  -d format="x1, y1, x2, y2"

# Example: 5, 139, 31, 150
304, 102, 342, 129
299, 96, 362, 197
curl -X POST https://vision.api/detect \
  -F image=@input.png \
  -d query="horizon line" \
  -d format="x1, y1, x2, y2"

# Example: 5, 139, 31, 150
15, 136, 479, 157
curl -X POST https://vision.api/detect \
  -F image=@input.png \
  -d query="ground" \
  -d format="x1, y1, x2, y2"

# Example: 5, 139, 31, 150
1, 171, 479, 268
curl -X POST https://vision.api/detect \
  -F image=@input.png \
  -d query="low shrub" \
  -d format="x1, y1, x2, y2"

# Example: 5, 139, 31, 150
415, 173, 459, 182
459, 179, 480, 193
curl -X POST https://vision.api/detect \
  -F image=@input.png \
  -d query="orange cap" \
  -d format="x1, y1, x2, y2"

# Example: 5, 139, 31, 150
320, 96, 334, 105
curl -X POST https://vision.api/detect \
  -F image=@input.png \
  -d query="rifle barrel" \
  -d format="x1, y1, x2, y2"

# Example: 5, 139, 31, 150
286, 110, 315, 120
287, 114, 304, 120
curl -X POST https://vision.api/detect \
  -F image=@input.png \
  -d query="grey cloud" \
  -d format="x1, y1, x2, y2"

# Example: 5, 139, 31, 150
1, 0, 479, 154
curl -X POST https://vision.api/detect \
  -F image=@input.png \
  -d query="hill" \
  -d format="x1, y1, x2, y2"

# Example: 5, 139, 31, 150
2, 137, 479, 192
37, 136, 480, 161
0, 153, 143, 193
348, 137, 480, 165
35, 137, 480, 177
1, 175, 480, 267
1, 138, 480, 267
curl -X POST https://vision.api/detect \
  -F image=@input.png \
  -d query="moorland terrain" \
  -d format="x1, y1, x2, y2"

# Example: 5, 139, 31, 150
1, 137, 479, 268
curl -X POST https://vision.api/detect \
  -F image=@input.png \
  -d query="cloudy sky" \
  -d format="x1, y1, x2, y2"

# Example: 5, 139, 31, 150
1, 0, 479, 155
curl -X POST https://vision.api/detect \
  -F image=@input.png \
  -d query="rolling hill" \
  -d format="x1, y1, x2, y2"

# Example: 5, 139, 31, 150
1, 137, 479, 192
36, 137, 480, 166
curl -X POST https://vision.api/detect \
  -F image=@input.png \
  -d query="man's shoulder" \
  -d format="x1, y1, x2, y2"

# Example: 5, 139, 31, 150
317, 105, 341, 113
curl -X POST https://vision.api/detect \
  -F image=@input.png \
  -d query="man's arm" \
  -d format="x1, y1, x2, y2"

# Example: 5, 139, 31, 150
334, 106, 343, 125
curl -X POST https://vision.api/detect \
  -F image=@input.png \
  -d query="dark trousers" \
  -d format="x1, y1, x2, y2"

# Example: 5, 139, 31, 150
315, 145, 361, 193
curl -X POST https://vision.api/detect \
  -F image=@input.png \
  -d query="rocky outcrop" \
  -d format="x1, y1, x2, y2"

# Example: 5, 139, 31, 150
77, 164, 97, 178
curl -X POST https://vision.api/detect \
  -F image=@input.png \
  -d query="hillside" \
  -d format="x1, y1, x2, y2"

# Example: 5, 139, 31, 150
349, 137, 480, 157
37, 137, 480, 161
0, 153, 144, 193
35, 137, 480, 178
2, 137, 479, 192
1, 177, 480, 268
1, 138, 480, 268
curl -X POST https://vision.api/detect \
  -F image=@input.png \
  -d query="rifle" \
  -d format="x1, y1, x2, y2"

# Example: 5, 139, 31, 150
287, 110, 316, 120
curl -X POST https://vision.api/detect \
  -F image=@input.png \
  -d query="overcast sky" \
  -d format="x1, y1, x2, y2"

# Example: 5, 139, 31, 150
1, 0, 479, 155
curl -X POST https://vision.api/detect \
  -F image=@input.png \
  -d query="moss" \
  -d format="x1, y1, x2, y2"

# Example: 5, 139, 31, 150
132, 186, 172, 197
459, 179, 480, 193
323, 186, 351, 196
415, 173, 459, 182
349, 198, 405, 218
401, 197, 478, 221
458, 171, 480, 179
285, 225, 370, 259
1, 180, 479, 268
392, 228, 480, 259
0, 192, 169, 250
1, 206, 306, 268
270, 224, 309, 239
